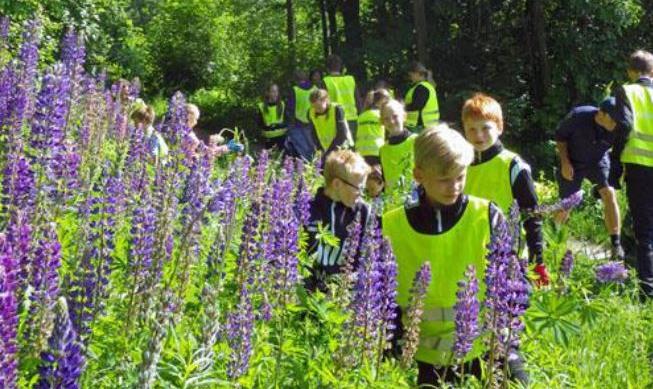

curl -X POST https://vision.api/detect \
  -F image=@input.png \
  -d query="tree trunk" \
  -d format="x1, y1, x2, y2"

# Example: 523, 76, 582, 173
286, 0, 296, 69
327, 0, 339, 54
339, 0, 364, 81
319, 0, 330, 57
286, 0, 296, 43
413, 0, 428, 64
526, 0, 550, 108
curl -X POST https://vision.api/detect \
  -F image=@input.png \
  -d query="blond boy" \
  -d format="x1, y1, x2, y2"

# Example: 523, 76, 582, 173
305, 149, 372, 291
383, 124, 513, 384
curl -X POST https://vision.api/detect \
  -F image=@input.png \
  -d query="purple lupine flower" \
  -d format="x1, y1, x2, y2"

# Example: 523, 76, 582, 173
51, 140, 82, 201
506, 201, 521, 243
532, 190, 584, 215
596, 261, 629, 283
0, 66, 16, 130
61, 28, 85, 74
350, 217, 384, 357
453, 265, 481, 360
30, 64, 71, 176
127, 190, 157, 316
377, 239, 398, 348
559, 250, 574, 279
339, 213, 363, 279
483, 216, 530, 378
11, 19, 40, 132
2, 148, 36, 214
7, 213, 32, 299
160, 92, 188, 146
293, 159, 312, 225
226, 284, 254, 379
68, 174, 123, 338
0, 234, 18, 388
0, 17, 9, 45
37, 297, 85, 389
26, 223, 62, 354
400, 262, 431, 368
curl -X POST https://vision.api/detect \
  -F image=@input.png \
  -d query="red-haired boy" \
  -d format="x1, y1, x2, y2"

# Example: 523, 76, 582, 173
462, 93, 549, 285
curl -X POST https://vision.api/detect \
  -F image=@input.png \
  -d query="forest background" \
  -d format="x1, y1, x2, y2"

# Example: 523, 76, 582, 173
3, 0, 653, 172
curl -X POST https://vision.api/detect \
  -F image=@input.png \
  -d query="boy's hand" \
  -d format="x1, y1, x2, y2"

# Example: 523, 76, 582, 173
561, 161, 574, 181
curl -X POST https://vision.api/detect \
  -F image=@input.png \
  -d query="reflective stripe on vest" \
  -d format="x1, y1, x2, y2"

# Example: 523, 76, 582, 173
356, 109, 384, 157
258, 102, 288, 138
379, 134, 417, 193
405, 81, 440, 129
382, 196, 490, 365
324, 75, 358, 120
309, 103, 338, 151
293, 86, 316, 124
464, 149, 519, 213
622, 84, 653, 167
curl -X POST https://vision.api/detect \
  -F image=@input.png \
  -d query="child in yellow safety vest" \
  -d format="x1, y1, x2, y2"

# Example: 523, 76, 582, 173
307, 89, 352, 158
356, 88, 390, 166
382, 125, 528, 385
256, 83, 288, 150
323, 54, 361, 140
461, 93, 549, 285
404, 61, 440, 132
379, 99, 417, 195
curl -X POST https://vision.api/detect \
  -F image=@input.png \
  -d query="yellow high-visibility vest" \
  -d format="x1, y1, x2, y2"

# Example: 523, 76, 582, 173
621, 83, 653, 167
405, 81, 440, 130
309, 103, 338, 151
293, 85, 316, 124
382, 196, 490, 365
379, 134, 417, 193
356, 109, 384, 157
324, 74, 358, 120
464, 149, 519, 213
258, 102, 287, 138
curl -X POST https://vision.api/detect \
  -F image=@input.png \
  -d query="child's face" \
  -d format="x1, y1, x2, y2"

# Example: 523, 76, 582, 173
312, 98, 329, 114
414, 166, 467, 206
382, 107, 405, 135
408, 71, 421, 83
366, 176, 384, 198
267, 85, 279, 102
463, 117, 502, 152
333, 173, 367, 208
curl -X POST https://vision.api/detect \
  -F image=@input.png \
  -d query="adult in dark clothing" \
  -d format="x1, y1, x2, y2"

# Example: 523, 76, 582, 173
554, 99, 624, 259
610, 50, 653, 299
285, 70, 318, 160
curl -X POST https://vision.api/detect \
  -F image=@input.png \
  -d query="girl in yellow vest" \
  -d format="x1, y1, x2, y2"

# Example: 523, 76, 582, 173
256, 83, 288, 149
379, 99, 417, 195
382, 125, 528, 384
307, 89, 352, 158
404, 61, 440, 132
461, 93, 549, 286
356, 89, 390, 166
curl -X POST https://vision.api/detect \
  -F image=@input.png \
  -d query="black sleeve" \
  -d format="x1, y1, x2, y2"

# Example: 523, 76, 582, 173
404, 84, 429, 112
611, 86, 633, 167
325, 105, 350, 155
364, 155, 380, 166
510, 160, 544, 262
554, 115, 573, 142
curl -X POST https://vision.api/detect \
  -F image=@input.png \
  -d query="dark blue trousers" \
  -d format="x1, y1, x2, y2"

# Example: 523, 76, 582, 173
625, 163, 653, 297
